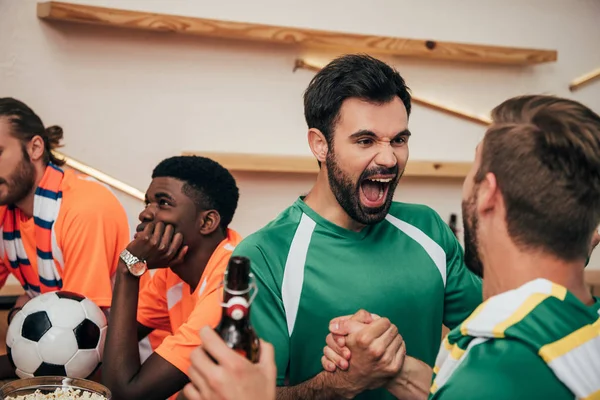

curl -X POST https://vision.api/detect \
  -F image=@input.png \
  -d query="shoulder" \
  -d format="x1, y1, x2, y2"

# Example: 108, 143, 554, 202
233, 203, 305, 257
59, 170, 128, 221
386, 201, 456, 248
232, 203, 308, 283
433, 339, 572, 400
387, 201, 446, 231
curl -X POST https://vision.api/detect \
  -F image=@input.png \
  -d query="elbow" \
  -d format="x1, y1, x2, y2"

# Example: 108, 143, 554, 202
102, 374, 135, 400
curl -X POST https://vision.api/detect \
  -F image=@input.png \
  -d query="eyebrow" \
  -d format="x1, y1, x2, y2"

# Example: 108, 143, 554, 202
348, 129, 411, 140
145, 191, 176, 203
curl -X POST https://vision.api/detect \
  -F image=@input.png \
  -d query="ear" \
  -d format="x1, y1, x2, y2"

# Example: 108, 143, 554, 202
307, 128, 328, 165
27, 135, 45, 162
476, 172, 500, 214
198, 210, 221, 235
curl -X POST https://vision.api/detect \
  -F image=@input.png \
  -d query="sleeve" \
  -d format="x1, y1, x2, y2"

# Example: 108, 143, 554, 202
153, 273, 224, 374
232, 240, 290, 386
439, 220, 483, 330
430, 340, 572, 400
58, 187, 131, 308
137, 271, 171, 332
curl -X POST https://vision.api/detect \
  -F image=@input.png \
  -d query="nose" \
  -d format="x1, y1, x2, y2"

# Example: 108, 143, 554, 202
374, 145, 398, 169
138, 203, 156, 223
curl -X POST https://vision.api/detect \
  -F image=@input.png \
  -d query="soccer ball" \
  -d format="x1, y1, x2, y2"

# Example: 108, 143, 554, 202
6, 291, 107, 379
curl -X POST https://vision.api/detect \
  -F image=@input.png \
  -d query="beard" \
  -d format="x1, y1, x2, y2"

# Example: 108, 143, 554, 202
0, 150, 36, 206
462, 192, 484, 278
325, 150, 401, 225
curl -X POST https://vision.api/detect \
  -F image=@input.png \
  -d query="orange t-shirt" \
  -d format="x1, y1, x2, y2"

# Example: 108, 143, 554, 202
137, 229, 242, 375
0, 169, 131, 307
138, 270, 171, 362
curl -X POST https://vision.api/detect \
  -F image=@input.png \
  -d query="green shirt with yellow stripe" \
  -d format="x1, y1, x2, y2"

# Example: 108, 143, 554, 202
429, 280, 600, 400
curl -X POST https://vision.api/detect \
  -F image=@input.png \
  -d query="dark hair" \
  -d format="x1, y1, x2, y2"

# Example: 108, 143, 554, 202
0, 98, 65, 166
152, 156, 239, 230
303, 54, 411, 150
476, 94, 600, 261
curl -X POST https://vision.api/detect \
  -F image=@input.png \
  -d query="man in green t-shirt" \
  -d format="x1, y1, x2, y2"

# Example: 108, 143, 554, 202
230, 54, 483, 399
322, 95, 600, 400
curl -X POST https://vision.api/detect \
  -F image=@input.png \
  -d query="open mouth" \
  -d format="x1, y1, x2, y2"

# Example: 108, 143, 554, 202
359, 176, 394, 208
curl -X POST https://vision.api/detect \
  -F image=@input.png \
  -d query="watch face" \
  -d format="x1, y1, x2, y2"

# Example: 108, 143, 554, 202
130, 261, 147, 276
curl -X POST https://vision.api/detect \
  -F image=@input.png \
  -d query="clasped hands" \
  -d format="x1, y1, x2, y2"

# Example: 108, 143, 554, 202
321, 309, 407, 398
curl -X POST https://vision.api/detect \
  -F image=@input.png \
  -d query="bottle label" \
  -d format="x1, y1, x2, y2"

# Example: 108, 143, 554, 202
224, 296, 249, 320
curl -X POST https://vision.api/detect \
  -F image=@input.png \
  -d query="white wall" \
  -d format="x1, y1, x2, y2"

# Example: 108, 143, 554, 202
1, 0, 599, 268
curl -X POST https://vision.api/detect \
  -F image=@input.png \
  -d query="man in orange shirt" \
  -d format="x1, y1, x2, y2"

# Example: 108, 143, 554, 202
0, 98, 130, 378
102, 155, 242, 400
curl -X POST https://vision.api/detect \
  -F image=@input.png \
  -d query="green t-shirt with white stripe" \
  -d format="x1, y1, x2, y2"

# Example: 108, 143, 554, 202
232, 197, 483, 399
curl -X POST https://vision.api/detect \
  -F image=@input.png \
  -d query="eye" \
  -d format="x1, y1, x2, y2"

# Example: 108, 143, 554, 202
392, 137, 407, 146
158, 199, 171, 207
357, 138, 374, 146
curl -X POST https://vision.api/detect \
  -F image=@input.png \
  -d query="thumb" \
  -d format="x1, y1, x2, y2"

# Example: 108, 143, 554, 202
350, 309, 375, 324
259, 340, 275, 367
330, 319, 368, 335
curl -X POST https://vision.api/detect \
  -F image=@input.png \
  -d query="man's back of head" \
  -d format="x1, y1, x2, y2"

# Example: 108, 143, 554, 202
463, 94, 600, 281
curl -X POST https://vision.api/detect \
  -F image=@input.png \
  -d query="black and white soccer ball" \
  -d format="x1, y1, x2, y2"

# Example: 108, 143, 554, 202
6, 291, 107, 379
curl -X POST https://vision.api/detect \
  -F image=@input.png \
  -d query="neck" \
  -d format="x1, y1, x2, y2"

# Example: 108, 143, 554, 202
303, 169, 365, 232
15, 162, 47, 218
482, 239, 593, 306
172, 230, 227, 292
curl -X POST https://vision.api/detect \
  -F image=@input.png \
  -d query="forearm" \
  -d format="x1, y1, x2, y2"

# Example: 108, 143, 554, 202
0, 355, 17, 379
102, 261, 142, 397
276, 371, 353, 400
386, 356, 432, 400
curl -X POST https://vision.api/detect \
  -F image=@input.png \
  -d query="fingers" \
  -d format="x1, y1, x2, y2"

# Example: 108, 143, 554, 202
326, 333, 351, 361
390, 337, 407, 372
329, 310, 375, 335
258, 340, 275, 368
333, 333, 346, 348
336, 319, 372, 338
182, 383, 204, 400
321, 355, 336, 372
150, 221, 165, 248
166, 231, 184, 258
188, 347, 217, 399
370, 322, 399, 357
140, 221, 155, 241
323, 345, 348, 370
159, 224, 174, 252
351, 317, 392, 350
350, 309, 375, 324
329, 315, 353, 334
199, 326, 246, 367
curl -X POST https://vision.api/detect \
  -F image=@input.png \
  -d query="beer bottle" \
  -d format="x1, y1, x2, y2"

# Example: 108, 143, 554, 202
448, 213, 458, 238
214, 256, 261, 363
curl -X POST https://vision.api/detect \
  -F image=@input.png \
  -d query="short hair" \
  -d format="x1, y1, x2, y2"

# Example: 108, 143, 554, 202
152, 156, 239, 230
303, 53, 411, 147
475, 95, 600, 261
0, 97, 65, 166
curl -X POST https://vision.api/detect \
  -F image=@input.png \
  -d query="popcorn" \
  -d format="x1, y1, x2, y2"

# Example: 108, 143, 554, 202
5, 387, 107, 400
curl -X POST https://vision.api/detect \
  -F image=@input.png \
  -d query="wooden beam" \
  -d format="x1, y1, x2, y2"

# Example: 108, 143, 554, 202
53, 151, 145, 201
295, 59, 492, 126
36, 1, 557, 65
182, 151, 472, 179
569, 67, 600, 92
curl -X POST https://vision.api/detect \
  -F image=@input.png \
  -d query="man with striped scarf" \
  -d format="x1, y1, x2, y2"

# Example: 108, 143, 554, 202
0, 98, 131, 378
322, 95, 600, 400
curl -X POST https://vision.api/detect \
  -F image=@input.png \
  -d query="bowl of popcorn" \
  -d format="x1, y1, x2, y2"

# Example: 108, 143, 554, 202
0, 376, 111, 400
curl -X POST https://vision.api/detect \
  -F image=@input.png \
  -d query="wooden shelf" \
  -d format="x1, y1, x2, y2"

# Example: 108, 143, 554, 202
37, 2, 557, 65
182, 152, 472, 179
